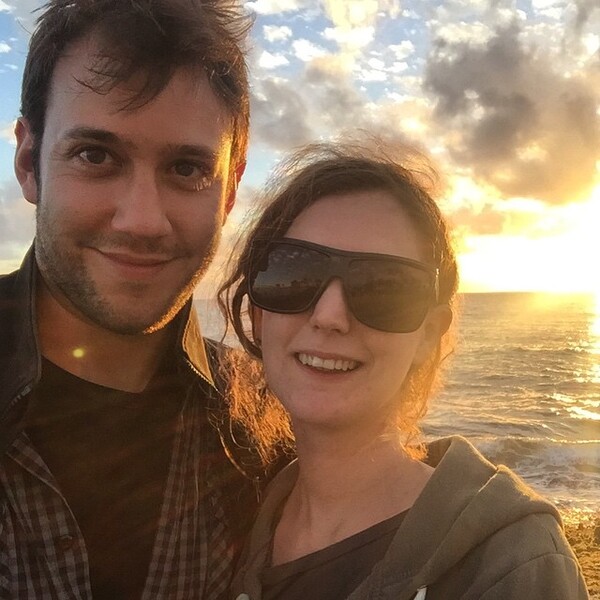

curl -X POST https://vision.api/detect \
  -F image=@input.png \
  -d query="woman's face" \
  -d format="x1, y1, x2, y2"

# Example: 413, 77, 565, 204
255, 191, 449, 439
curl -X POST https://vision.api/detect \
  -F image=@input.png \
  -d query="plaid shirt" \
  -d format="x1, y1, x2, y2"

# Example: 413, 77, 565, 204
0, 389, 233, 599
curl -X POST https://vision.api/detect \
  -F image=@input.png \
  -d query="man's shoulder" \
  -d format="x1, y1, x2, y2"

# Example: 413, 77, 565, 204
0, 251, 34, 315
0, 268, 19, 298
0, 269, 23, 335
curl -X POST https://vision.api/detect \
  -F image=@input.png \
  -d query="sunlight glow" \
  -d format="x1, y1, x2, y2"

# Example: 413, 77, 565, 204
458, 181, 600, 294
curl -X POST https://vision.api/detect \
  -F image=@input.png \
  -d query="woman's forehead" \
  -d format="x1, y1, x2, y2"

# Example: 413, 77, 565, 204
284, 191, 429, 262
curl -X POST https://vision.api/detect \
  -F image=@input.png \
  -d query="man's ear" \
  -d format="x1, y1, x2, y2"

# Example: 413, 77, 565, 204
413, 304, 452, 367
250, 302, 263, 348
14, 118, 39, 206
223, 161, 246, 219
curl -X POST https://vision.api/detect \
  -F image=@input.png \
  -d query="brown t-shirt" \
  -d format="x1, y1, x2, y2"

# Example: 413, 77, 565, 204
262, 510, 407, 600
25, 357, 185, 600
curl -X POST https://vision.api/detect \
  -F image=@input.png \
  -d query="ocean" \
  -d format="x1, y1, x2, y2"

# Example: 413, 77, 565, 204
196, 292, 600, 523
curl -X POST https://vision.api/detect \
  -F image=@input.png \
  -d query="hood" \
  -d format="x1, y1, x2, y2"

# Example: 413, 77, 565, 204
352, 436, 561, 599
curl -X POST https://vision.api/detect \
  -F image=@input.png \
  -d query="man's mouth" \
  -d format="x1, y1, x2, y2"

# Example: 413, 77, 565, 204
98, 250, 173, 267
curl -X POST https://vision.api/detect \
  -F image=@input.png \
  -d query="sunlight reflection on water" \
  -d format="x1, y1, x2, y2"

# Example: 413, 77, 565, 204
592, 293, 600, 338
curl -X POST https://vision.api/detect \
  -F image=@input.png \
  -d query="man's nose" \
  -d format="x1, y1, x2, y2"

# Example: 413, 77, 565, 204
308, 278, 352, 334
111, 170, 172, 238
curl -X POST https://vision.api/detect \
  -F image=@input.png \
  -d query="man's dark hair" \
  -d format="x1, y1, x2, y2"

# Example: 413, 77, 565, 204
21, 0, 251, 189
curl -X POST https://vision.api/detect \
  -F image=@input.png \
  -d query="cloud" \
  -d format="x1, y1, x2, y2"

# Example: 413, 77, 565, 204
0, 121, 16, 145
258, 50, 289, 70
292, 39, 327, 62
6, 0, 41, 32
424, 21, 600, 204
263, 25, 292, 43
573, 0, 600, 32
0, 1, 12, 12
250, 49, 435, 163
301, 56, 373, 131
320, 0, 399, 50
322, 0, 401, 29
356, 58, 388, 82
431, 21, 495, 47
0, 41, 11, 53
250, 55, 369, 151
245, 0, 311, 15
389, 41, 414, 61
448, 204, 507, 236
531, 0, 565, 20
251, 77, 314, 150
323, 25, 374, 48
0, 180, 35, 272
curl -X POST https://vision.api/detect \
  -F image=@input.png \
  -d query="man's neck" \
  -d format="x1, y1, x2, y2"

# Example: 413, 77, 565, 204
36, 282, 177, 393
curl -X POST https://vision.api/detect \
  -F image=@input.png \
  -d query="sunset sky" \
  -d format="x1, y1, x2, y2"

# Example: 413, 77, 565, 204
0, 0, 599, 294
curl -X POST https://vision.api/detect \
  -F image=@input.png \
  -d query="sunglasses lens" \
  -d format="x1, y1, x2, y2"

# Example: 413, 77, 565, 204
250, 244, 327, 312
347, 260, 434, 333
249, 241, 436, 333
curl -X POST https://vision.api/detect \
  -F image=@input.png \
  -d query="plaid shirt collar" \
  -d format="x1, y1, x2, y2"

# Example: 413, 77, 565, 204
0, 245, 215, 452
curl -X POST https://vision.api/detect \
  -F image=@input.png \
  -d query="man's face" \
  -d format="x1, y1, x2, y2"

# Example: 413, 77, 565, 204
15, 36, 235, 335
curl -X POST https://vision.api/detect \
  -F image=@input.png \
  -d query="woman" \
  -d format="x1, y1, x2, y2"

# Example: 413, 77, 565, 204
218, 141, 588, 599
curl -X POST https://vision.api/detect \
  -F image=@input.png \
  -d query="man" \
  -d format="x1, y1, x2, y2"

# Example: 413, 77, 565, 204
0, 1, 263, 597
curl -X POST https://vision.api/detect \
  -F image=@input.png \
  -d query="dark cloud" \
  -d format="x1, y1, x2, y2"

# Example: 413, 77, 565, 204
424, 22, 600, 204
448, 203, 507, 237
250, 77, 315, 150
573, 0, 600, 32
250, 56, 416, 154
302, 59, 368, 128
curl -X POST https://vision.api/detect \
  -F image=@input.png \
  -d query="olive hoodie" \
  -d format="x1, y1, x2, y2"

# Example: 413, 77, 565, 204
231, 436, 589, 600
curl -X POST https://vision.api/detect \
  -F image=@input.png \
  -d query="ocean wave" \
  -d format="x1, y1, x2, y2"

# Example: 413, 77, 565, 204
475, 436, 600, 469
472, 436, 600, 509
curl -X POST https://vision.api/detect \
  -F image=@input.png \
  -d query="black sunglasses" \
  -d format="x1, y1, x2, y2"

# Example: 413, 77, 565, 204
248, 238, 439, 333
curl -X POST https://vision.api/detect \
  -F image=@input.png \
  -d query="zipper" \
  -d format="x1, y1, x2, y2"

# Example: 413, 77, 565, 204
0, 383, 36, 453
1, 384, 34, 420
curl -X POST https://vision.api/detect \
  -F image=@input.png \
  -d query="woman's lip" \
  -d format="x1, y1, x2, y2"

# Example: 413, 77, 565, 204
294, 350, 361, 362
296, 352, 361, 372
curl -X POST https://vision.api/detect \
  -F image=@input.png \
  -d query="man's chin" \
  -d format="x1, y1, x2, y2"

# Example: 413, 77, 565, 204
77, 302, 181, 337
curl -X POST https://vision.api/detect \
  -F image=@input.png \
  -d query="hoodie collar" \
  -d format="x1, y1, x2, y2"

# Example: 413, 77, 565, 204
353, 436, 561, 598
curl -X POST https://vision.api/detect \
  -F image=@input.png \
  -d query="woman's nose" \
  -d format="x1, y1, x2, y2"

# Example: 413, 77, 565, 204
308, 278, 352, 334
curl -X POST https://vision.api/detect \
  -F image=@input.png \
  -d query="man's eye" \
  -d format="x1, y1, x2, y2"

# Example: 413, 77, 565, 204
78, 148, 109, 165
171, 161, 213, 190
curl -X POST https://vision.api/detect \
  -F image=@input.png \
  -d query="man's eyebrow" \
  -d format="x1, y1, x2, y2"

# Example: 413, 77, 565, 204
61, 128, 225, 165
62, 127, 122, 145
167, 144, 221, 163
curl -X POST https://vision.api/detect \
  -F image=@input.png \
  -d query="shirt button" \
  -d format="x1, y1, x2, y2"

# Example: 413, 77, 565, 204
57, 535, 76, 552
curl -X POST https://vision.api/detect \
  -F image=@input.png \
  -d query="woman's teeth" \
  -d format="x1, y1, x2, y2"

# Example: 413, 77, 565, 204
297, 353, 358, 372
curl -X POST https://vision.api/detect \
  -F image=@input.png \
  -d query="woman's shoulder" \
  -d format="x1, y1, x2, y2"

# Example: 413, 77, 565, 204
376, 436, 589, 599
454, 513, 588, 599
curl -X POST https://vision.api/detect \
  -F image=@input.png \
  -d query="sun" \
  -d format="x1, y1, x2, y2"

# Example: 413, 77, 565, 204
545, 181, 600, 297
457, 194, 600, 294
585, 184, 600, 302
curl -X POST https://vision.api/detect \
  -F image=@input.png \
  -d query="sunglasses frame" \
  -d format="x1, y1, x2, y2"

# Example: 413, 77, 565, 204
247, 238, 439, 332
